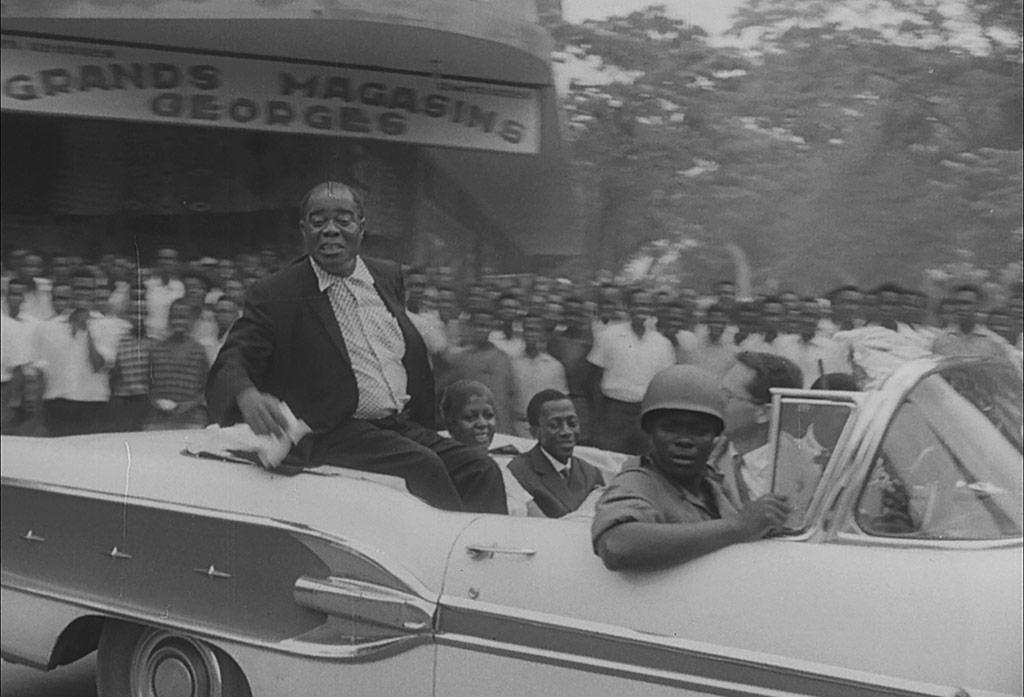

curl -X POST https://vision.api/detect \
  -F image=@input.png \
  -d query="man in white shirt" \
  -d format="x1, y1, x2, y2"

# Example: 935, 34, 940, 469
145, 247, 186, 340
488, 291, 525, 359
818, 285, 864, 338
591, 282, 627, 339
740, 296, 789, 356
12, 252, 54, 321
587, 288, 675, 454
405, 267, 449, 364
658, 298, 700, 364
680, 303, 737, 378
1, 305, 33, 433
933, 284, 1010, 362
779, 298, 850, 387
36, 271, 119, 436
511, 315, 569, 437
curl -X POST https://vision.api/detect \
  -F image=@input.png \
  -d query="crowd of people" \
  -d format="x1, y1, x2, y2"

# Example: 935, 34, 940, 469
2, 180, 1022, 571
1, 242, 1022, 446
407, 271, 1023, 455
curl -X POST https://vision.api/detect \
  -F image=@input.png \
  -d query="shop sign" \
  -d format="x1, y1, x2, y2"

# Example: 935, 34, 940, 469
1, 35, 541, 154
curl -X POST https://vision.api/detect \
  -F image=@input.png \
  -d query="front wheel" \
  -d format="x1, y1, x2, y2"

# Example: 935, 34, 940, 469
96, 621, 252, 697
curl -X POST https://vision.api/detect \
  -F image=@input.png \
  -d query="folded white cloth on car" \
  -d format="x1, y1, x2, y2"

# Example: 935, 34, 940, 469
186, 404, 311, 469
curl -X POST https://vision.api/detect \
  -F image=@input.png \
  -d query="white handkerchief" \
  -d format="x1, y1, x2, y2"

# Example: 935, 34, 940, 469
186, 403, 312, 469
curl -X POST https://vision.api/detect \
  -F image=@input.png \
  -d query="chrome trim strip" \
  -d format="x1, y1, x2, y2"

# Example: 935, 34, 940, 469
831, 531, 1023, 551
193, 565, 233, 579
293, 576, 434, 634
436, 598, 953, 697
1, 576, 433, 662
0, 476, 438, 601
465, 544, 537, 560
437, 633, 787, 697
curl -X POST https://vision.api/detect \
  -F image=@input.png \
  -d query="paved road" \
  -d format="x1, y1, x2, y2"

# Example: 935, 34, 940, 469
1, 656, 97, 696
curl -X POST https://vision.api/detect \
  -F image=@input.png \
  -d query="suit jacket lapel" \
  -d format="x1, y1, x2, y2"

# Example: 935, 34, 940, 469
299, 261, 351, 365
531, 446, 576, 512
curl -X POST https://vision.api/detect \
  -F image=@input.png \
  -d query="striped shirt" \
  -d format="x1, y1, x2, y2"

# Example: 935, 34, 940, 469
311, 257, 408, 419
113, 332, 152, 397
150, 337, 209, 405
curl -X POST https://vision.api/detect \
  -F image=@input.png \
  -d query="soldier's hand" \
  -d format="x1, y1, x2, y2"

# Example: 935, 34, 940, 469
237, 387, 289, 438
736, 494, 791, 541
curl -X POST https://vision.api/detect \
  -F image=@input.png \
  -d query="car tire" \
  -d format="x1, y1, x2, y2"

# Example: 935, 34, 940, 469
96, 620, 252, 697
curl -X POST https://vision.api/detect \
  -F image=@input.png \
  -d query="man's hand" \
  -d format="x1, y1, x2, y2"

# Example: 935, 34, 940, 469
734, 494, 792, 541
237, 387, 290, 437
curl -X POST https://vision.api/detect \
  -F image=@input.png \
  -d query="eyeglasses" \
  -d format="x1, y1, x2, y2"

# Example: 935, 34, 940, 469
306, 212, 361, 230
721, 387, 758, 404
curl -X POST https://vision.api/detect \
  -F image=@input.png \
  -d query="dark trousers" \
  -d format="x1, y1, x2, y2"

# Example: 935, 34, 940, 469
110, 395, 149, 432
43, 399, 109, 437
0, 381, 14, 434
304, 413, 508, 514
594, 396, 648, 456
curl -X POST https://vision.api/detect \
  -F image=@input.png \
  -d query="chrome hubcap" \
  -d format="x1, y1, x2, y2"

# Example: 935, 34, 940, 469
130, 630, 223, 697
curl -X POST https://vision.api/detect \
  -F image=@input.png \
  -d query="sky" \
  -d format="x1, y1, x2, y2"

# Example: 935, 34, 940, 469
562, 0, 745, 36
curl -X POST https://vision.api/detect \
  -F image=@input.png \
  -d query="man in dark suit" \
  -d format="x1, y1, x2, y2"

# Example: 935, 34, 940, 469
207, 181, 506, 513
508, 389, 605, 518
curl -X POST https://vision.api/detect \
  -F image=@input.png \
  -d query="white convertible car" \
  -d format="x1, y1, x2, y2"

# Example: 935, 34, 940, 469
1, 356, 1021, 697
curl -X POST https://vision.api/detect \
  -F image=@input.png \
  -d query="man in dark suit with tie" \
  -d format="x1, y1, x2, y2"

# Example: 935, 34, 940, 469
206, 181, 506, 513
508, 389, 605, 518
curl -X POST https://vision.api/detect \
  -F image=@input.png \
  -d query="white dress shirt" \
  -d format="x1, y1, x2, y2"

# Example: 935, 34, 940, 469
679, 326, 738, 378
1, 313, 32, 381
145, 276, 185, 340
489, 325, 526, 360
778, 334, 850, 387
587, 323, 675, 403
35, 311, 119, 401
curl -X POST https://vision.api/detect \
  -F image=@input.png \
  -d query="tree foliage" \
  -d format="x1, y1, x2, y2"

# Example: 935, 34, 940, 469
552, 0, 1023, 291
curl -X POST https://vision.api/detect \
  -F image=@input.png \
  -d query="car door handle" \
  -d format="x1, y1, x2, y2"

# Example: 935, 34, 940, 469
465, 544, 537, 561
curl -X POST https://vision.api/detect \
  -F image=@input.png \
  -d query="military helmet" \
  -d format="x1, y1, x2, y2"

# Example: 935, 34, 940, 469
640, 365, 725, 430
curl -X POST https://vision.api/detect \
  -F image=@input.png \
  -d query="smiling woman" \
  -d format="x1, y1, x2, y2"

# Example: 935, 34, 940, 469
442, 380, 499, 449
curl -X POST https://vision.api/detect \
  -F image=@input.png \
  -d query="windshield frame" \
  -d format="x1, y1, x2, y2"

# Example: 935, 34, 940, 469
830, 357, 1024, 546
767, 390, 862, 535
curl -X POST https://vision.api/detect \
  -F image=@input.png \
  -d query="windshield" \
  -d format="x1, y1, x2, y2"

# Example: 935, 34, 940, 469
856, 363, 1024, 540
772, 399, 855, 530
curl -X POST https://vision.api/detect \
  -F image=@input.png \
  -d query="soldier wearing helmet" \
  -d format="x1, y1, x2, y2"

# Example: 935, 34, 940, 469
591, 365, 791, 571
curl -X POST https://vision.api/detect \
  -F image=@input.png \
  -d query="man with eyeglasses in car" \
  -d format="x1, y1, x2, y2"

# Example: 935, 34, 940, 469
207, 181, 507, 514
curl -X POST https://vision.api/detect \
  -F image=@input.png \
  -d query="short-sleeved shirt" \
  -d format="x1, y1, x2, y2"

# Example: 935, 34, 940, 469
932, 326, 1008, 361
586, 325, 675, 403
591, 455, 740, 552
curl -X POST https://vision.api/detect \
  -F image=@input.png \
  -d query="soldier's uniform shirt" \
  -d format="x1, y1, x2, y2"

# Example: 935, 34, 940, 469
591, 455, 740, 551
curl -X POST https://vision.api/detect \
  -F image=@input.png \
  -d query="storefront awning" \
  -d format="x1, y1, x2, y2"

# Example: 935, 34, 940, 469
2, 0, 581, 256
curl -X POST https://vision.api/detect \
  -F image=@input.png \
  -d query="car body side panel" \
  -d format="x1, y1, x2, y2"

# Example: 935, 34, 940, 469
0, 586, 436, 697
439, 515, 1021, 695
2, 484, 330, 642
218, 639, 437, 697
1, 476, 446, 690
0, 432, 471, 593
0, 586, 88, 669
